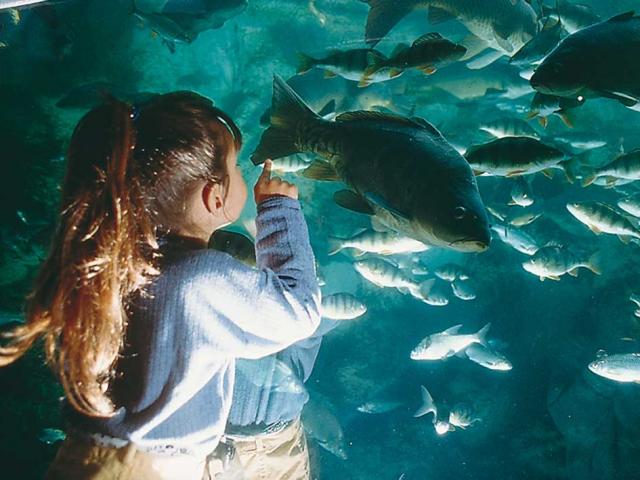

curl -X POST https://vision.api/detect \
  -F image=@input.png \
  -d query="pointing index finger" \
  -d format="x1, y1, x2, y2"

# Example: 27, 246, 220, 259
259, 159, 272, 182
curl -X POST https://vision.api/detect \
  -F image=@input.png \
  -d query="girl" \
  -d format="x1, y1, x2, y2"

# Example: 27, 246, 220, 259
0, 91, 321, 479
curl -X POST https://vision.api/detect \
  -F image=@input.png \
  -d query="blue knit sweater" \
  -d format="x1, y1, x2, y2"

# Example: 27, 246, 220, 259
67, 196, 321, 457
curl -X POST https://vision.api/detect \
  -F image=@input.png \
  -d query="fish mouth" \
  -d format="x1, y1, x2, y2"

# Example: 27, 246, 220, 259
449, 237, 490, 253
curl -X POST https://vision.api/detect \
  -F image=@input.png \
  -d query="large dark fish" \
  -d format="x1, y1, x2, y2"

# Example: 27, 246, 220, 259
252, 75, 491, 253
530, 11, 640, 110
363, 0, 538, 56
208, 230, 256, 266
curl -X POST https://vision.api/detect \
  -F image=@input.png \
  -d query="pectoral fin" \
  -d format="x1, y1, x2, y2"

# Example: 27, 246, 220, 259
302, 160, 340, 181
333, 190, 374, 215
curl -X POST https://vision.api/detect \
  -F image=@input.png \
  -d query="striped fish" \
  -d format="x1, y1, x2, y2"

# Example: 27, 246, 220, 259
566, 201, 640, 242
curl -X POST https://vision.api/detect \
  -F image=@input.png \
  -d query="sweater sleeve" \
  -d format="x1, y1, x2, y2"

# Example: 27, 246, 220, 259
182, 196, 321, 359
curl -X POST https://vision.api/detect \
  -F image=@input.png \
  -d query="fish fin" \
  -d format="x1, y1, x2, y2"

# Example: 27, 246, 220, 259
413, 385, 437, 419
417, 65, 437, 75
587, 251, 602, 275
618, 235, 632, 244
539, 276, 545, 282
473, 170, 484, 176
443, 324, 463, 335
558, 112, 574, 128
549, 275, 561, 281
568, 268, 579, 277
324, 70, 338, 79
605, 176, 618, 187
466, 50, 504, 70
507, 200, 517, 206
475, 323, 491, 346
364, 192, 410, 220
460, 34, 488, 61
302, 160, 340, 181
541, 169, 555, 179
505, 170, 526, 177
296, 53, 316, 74
317, 99, 336, 119
581, 174, 597, 187
333, 190, 375, 215
370, 216, 391, 232
251, 75, 320, 165
413, 32, 444, 46
327, 237, 345, 255
588, 224, 602, 235
428, 6, 455, 24
364, 0, 418, 47
538, 116, 548, 129
358, 77, 372, 88
335, 110, 440, 135
607, 11, 636, 23
389, 68, 403, 78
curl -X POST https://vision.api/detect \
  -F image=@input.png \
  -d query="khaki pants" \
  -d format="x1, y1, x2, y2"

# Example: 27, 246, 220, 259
45, 434, 210, 480
206, 418, 310, 480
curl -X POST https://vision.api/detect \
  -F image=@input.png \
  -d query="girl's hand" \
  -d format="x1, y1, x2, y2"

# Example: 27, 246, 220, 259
254, 159, 299, 204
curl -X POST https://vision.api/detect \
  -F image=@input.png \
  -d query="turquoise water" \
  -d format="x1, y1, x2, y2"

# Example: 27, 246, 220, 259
1, 0, 640, 478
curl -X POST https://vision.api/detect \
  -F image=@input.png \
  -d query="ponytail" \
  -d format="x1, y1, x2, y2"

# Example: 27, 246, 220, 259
0, 100, 160, 417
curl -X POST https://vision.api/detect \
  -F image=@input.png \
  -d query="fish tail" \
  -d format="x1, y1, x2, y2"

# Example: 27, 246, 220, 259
327, 236, 345, 255
413, 385, 437, 419
586, 251, 603, 275
296, 52, 316, 74
364, 0, 420, 47
251, 75, 320, 165
475, 322, 491, 346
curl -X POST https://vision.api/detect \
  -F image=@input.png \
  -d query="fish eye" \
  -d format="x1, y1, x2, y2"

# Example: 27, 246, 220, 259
577, 95, 584, 102
454, 206, 467, 220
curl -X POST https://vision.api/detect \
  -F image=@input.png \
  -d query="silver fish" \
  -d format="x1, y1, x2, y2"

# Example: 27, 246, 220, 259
464, 343, 512, 371
328, 228, 429, 256
589, 352, 640, 383
566, 201, 640, 242
321, 293, 367, 320
490, 223, 539, 255
522, 245, 601, 281
411, 323, 491, 360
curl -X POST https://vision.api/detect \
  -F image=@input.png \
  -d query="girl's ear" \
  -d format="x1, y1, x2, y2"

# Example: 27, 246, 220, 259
202, 181, 225, 214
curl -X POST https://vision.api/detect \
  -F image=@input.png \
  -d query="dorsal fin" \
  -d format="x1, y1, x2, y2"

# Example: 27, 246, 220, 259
443, 324, 463, 335
336, 110, 441, 135
607, 11, 636, 22
412, 32, 444, 47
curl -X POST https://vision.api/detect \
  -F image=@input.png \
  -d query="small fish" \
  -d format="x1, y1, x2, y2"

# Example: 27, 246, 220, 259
542, 0, 600, 34
353, 258, 419, 293
479, 117, 539, 139
509, 177, 534, 207
465, 137, 566, 177
527, 92, 584, 128
449, 404, 481, 429
522, 246, 601, 281
434, 419, 453, 435
357, 400, 404, 414
321, 293, 367, 320
303, 397, 348, 460
582, 149, 640, 186
270, 155, 313, 174
451, 280, 476, 301
490, 223, 539, 255
328, 228, 429, 256
464, 343, 512, 371
414, 278, 449, 306
38, 428, 66, 445
411, 323, 491, 361
509, 211, 542, 227
617, 194, 640, 218
434, 264, 469, 282
566, 201, 640, 242
589, 352, 640, 383
236, 358, 306, 395
297, 48, 393, 87
368, 32, 466, 79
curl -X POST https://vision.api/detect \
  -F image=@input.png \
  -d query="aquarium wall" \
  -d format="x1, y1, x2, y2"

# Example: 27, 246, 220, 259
1, 0, 640, 479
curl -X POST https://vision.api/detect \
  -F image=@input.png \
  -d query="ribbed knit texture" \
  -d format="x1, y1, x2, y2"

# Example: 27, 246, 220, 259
66, 196, 321, 458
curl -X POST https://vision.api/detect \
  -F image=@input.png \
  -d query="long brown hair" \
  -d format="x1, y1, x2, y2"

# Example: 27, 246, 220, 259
0, 91, 242, 417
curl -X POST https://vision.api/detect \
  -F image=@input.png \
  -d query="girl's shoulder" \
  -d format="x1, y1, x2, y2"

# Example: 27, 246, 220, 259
158, 248, 245, 280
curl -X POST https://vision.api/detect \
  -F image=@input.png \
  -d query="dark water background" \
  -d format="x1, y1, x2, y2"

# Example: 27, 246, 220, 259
1, 0, 640, 478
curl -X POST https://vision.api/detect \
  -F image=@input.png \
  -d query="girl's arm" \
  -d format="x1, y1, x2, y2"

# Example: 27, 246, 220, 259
183, 196, 321, 359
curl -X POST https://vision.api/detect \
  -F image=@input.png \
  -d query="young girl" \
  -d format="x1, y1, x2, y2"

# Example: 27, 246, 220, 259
0, 91, 321, 479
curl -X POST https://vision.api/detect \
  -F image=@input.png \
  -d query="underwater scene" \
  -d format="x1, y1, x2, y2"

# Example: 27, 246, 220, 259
1, 0, 640, 478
